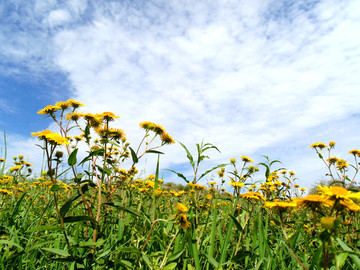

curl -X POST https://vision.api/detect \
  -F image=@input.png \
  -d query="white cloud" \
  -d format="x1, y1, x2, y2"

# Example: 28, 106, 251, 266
48, 9, 72, 27
2, 0, 360, 188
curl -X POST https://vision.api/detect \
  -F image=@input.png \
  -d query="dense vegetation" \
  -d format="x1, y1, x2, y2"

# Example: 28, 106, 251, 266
1, 100, 360, 269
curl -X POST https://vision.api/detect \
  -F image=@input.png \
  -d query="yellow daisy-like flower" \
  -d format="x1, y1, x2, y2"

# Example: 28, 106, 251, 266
45, 133, 70, 145
318, 185, 360, 200
38, 105, 61, 115
336, 159, 348, 169
349, 149, 360, 155
31, 130, 53, 139
309, 142, 327, 149
339, 199, 360, 212
295, 194, 331, 209
0, 189, 13, 195
205, 194, 213, 200
240, 156, 253, 163
178, 214, 190, 229
160, 132, 175, 145
55, 101, 71, 110
230, 158, 236, 163
10, 165, 22, 172
67, 99, 84, 109
65, 111, 84, 121
326, 157, 338, 164
100, 112, 119, 122
177, 202, 188, 213
264, 201, 297, 210
241, 192, 265, 201
329, 141, 336, 148
228, 182, 245, 188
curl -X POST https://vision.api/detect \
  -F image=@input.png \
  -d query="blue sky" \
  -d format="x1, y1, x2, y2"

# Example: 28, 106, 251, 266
1, 0, 360, 189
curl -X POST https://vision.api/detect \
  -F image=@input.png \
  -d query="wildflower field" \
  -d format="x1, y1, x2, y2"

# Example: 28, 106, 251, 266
1, 100, 360, 270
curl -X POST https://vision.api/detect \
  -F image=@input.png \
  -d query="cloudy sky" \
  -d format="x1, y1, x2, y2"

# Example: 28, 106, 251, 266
1, 0, 360, 189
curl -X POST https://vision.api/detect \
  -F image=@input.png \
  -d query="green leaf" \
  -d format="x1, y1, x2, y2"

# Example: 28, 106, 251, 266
63, 216, 97, 225
178, 141, 195, 168
60, 194, 81, 217
163, 262, 178, 270
198, 163, 228, 181
79, 239, 105, 247
129, 147, 138, 164
104, 202, 141, 217
336, 238, 360, 268
229, 214, 243, 232
68, 148, 78, 166
42, 247, 70, 257
26, 225, 64, 233
146, 150, 164, 155
51, 184, 62, 192
165, 169, 189, 183
0, 240, 24, 252
203, 253, 219, 268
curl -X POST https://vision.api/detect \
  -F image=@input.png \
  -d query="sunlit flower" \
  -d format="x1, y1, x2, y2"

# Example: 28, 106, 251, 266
160, 132, 175, 145
349, 149, 360, 155
177, 202, 188, 213
318, 185, 360, 200
309, 142, 327, 149
67, 99, 84, 109
0, 189, 12, 195
295, 194, 331, 210
38, 105, 61, 115
100, 112, 119, 122
329, 141, 336, 148
336, 159, 348, 169
65, 111, 83, 121
230, 158, 236, 163
205, 194, 213, 200
264, 201, 297, 211
326, 157, 338, 164
55, 101, 71, 110
178, 214, 190, 229
241, 192, 265, 201
240, 156, 253, 163
228, 182, 245, 188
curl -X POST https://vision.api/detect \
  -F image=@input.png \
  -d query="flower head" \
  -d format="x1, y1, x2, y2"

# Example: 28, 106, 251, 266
38, 105, 61, 115
240, 156, 253, 163
309, 142, 327, 149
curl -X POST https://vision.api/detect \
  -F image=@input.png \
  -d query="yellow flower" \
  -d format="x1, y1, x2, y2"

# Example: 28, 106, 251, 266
209, 181, 217, 186
31, 130, 53, 139
329, 141, 336, 148
299, 188, 307, 192
65, 111, 84, 121
321, 216, 336, 229
295, 194, 331, 209
0, 189, 13, 195
10, 165, 22, 172
67, 99, 84, 109
240, 156, 253, 163
264, 201, 297, 210
326, 157, 338, 164
177, 202, 188, 213
46, 133, 70, 145
37, 105, 61, 115
309, 142, 327, 149
318, 185, 360, 200
205, 194, 213, 200
289, 171, 295, 176
349, 149, 360, 155
55, 101, 71, 110
339, 199, 360, 212
336, 159, 348, 169
228, 182, 245, 188
178, 214, 190, 229
160, 132, 175, 145
241, 192, 265, 201
100, 112, 119, 122
230, 158, 236, 163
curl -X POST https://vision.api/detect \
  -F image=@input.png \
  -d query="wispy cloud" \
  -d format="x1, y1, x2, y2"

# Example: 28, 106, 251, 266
1, 0, 360, 187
